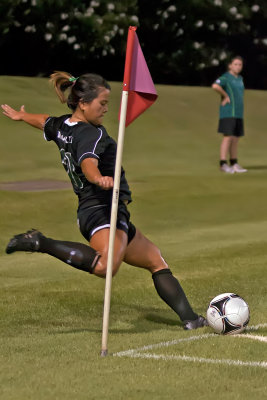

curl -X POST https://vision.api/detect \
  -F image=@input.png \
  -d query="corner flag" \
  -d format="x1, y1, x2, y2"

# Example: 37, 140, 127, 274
101, 27, 157, 357
121, 26, 158, 126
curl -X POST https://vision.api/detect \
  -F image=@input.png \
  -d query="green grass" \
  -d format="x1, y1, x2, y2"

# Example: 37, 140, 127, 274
0, 76, 267, 399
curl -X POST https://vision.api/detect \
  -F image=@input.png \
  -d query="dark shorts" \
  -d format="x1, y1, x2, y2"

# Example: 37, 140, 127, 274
218, 118, 244, 137
77, 202, 136, 244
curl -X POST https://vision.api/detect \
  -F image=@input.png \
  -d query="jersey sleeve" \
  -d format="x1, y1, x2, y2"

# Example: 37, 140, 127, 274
43, 116, 58, 141
76, 125, 106, 166
214, 75, 227, 90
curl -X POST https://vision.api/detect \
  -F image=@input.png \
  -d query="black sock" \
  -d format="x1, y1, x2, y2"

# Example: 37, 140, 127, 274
230, 158, 237, 166
220, 160, 227, 166
152, 269, 198, 322
38, 236, 100, 274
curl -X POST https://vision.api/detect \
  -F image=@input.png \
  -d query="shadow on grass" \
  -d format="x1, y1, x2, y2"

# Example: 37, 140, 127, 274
51, 311, 182, 336
246, 165, 267, 170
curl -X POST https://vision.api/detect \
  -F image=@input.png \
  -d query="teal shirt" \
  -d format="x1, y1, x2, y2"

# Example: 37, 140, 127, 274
215, 72, 244, 119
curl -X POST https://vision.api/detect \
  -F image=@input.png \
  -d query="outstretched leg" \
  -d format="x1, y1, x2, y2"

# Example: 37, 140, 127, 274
6, 229, 100, 274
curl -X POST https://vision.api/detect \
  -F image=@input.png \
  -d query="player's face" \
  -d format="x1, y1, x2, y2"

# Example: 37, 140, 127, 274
81, 88, 110, 125
228, 59, 243, 76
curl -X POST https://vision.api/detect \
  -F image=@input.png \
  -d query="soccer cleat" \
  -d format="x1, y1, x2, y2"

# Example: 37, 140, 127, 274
183, 315, 209, 330
6, 229, 43, 254
231, 163, 247, 173
220, 164, 234, 174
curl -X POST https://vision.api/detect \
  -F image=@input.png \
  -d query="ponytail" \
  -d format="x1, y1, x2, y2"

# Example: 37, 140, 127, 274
50, 71, 111, 111
49, 71, 74, 104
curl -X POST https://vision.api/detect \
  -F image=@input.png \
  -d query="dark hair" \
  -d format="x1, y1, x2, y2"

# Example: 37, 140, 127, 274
229, 55, 244, 64
50, 71, 111, 111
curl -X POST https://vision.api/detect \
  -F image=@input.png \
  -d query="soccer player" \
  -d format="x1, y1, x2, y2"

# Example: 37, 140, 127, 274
1, 71, 208, 330
212, 56, 247, 173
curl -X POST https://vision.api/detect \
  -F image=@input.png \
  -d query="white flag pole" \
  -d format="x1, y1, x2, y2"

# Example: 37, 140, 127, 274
100, 89, 129, 357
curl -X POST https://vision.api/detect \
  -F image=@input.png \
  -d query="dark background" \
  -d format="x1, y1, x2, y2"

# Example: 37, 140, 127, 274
1, 0, 267, 88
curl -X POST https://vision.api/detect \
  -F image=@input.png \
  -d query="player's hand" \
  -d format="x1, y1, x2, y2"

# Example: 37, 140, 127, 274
96, 176, 114, 190
221, 96, 230, 106
1, 104, 25, 120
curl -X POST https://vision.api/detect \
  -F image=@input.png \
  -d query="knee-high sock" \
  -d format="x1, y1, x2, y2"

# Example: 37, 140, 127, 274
152, 269, 198, 322
38, 236, 100, 274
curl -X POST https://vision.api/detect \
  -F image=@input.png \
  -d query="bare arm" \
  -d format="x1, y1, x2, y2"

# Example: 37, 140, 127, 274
1, 104, 49, 130
211, 83, 230, 106
81, 158, 114, 190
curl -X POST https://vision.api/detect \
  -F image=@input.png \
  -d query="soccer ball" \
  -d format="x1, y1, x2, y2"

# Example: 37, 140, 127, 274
207, 293, 250, 335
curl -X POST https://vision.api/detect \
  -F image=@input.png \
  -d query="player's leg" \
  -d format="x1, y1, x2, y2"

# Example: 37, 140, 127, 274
5, 229, 101, 274
124, 228, 207, 329
89, 228, 128, 277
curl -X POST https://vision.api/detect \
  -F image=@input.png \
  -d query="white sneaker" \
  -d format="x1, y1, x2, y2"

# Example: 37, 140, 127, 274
220, 164, 234, 174
232, 163, 247, 173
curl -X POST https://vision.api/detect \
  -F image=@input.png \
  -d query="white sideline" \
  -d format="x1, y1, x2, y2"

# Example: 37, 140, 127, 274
113, 323, 267, 368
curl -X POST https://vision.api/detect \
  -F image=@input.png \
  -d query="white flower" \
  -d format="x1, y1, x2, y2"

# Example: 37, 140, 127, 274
60, 13, 68, 20
62, 25, 70, 32
25, 25, 36, 33
193, 42, 202, 49
59, 33, 67, 40
167, 5, 176, 12
96, 17, 103, 24
44, 33, 52, 41
85, 8, 94, 17
219, 51, 227, 60
211, 59, 219, 66
31, 0, 37, 6
251, 5, 260, 12
46, 22, 54, 29
262, 38, 267, 45
107, 3, 115, 11
253, 38, 259, 44
214, 0, 222, 6
220, 22, 228, 29
154, 24, 159, 30
102, 49, 107, 56
109, 47, 115, 55
104, 35, 110, 42
119, 29, 124, 35
198, 63, 206, 69
162, 11, 169, 18
131, 15, 139, 23
177, 28, 184, 36
14, 21, 21, 27
91, 1, 99, 7
195, 20, 203, 27
74, 44, 81, 50
235, 13, 243, 19
229, 7, 237, 15
208, 24, 215, 30
67, 36, 76, 44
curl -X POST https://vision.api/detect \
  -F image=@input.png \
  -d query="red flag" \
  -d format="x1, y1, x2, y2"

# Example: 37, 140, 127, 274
121, 26, 158, 127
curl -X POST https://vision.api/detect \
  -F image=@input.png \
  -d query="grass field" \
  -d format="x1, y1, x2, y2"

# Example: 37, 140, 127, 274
0, 76, 266, 400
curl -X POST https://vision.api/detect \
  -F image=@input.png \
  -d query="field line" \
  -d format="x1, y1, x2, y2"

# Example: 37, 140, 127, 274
113, 322, 267, 368
122, 352, 267, 369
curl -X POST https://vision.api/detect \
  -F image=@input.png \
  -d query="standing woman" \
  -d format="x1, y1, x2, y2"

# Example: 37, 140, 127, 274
212, 56, 247, 173
1, 71, 208, 330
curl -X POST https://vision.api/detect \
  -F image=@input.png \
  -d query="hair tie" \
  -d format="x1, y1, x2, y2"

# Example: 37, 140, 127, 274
69, 76, 79, 83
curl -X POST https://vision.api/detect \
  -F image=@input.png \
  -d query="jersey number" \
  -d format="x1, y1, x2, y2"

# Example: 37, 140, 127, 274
60, 149, 83, 189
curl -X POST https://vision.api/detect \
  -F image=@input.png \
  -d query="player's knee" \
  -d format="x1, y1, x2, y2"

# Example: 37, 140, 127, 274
147, 247, 169, 272
93, 254, 121, 278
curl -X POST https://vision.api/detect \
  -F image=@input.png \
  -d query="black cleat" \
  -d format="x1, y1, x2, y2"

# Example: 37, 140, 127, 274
6, 229, 43, 254
183, 315, 209, 330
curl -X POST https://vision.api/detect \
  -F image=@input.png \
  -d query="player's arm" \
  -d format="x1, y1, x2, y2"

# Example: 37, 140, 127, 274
81, 158, 113, 190
1, 104, 49, 130
211, 83, 230, 106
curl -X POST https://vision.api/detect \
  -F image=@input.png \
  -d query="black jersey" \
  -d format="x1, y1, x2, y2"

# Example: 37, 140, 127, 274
44, 114, 132, 210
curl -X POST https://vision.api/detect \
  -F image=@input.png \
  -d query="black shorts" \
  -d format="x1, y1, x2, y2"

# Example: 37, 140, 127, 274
218, 118, 244, 137
77, 202, 136, 244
